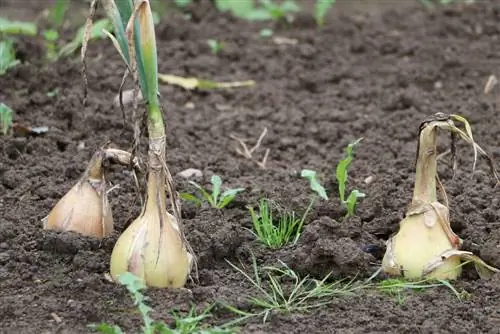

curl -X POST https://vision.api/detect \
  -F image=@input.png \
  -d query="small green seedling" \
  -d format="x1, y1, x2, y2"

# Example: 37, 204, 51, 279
301, 169, 328, 201
181, 175, 245, 209
89, 272, 232, 334
215, 0, 299, 22
259, 28, 273, 38
207, 39, 224, 55
315, 0, 336, 27
89, 272, 152, 334
248, 199, 306, 249
0, 103, 13, 135
41, 0, 70, 61
249, 169, 327, 247
174, 0, 193, 8
59, 19, 112, 58
0, 40, 19, 75
0, 17, 37, 74
335, 138, 365, 217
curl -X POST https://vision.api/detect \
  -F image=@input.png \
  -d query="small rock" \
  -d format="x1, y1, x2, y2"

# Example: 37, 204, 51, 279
178, 168, 202, 179
434, 81, 443, 89
184, 102, 195, 109
364, 175, 375, 184
113, 89, 143, 107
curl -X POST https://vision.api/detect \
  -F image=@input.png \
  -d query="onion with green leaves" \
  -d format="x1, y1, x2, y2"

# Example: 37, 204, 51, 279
382, 113, 499, 280
82, 0, 194, 288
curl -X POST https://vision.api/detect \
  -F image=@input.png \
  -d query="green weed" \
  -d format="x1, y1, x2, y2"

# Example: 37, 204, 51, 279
0, 40, 19, 75
0, 103, 13, 135
224, 255, 358, 324
181, 175, 245, 209
0, 17, 37, 74
207, 39, 224, 55
377, 277, 464, 304
259, 28, 273, 38
0, 17, 37, 35
315, 0, 336, 27
215, 0, 299, 22
336, 138, 365, 217
89, 272, 234, 334
59, 18, 113, 58
248, 199, 306, 249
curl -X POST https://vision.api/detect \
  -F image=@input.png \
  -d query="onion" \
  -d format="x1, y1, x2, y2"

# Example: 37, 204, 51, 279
43, 148, 139, 240
381, 113, 500, 280
109, 139, 192, 288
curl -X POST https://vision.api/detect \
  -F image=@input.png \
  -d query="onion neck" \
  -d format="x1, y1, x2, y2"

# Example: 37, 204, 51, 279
144, 99, 169, 219
412, 125, 438, 205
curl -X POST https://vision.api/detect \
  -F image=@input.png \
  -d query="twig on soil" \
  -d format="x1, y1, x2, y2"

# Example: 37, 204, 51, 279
230, 127, 270, 169
484, 75, 498, 94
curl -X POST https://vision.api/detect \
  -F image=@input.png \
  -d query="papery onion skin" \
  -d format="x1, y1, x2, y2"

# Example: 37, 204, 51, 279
44, 179, 113, 239
109, 170, 190, 288
382, 213, 461, 280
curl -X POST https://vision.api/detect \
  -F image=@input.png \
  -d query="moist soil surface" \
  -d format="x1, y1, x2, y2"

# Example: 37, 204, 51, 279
1, 1, 500, 333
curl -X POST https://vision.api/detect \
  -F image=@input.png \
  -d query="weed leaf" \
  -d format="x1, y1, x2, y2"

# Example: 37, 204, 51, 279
301, 169, 328, 200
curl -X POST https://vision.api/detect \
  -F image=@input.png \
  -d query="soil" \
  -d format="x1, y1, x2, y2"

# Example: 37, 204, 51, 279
1, 0, 500, 333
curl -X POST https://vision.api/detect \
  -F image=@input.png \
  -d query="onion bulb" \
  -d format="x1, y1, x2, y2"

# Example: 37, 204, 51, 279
110, 139, 192, 288
43, 148, 139, 239
381, 113, 500, 280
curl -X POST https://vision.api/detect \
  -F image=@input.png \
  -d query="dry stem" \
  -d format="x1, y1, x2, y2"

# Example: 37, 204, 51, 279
230, 127, 270, 169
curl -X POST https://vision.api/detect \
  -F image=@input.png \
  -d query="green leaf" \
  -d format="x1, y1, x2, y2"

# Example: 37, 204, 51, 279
43, 29, 59, 42
0, 40, 20, 76
211, 175, 222, 204
0, 103, 14, 135
88, 323, 124, 334
345, 189, 365, 216
58, 18, 112, 57
188, 181, 215, 206
51, 0, 70, 28
260, 28, 273, 37
114, 0, 134, 28
281, 0, 300, 12
179, 192, 202, 206
218, 188, 246, 208
315, 0, 336, 26
335, 138, 362, 202
301, 169, 328, 200
0, 17, 37, 35
102, 0, 130, 63
136, 1, 159, 105
118, 271, 146, 293
245, 8, 273, 21
215, 0, 255, 17
207, 39, 223, 54
174, 0, 193, 8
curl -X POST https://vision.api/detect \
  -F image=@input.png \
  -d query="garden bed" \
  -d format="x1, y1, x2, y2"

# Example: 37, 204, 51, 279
1, 0, 500, 333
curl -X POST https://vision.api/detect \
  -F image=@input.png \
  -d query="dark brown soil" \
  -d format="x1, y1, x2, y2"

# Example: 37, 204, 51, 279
1, 1, 500, 333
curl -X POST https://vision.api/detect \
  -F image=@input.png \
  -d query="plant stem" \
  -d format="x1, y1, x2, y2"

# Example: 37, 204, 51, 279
147, 102, 164, 139
412, 124, 438, 204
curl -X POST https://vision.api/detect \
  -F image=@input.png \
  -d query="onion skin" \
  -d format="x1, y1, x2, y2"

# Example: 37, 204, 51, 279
109, 169, 190, 288
43, 148, 138, 240
382, 212, 461, 280
44, 179, 113, 239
